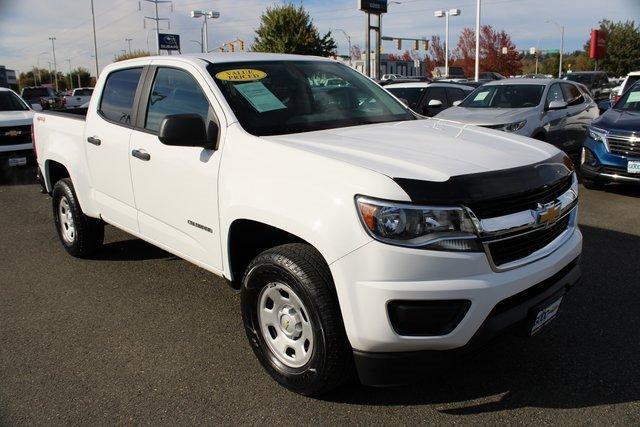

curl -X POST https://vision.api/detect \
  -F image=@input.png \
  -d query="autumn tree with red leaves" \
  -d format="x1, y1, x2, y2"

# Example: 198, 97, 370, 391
450, 25, 522, 77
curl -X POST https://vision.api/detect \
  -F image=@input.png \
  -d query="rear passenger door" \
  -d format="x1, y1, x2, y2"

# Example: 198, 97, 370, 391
128, 65, 225, 271
419, 86, 448, 117
85, 67, 144, 232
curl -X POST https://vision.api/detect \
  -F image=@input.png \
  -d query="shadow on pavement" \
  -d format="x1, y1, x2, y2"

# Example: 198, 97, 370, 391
323, 225, 640, 413
601, 183, 640, 198
0, 165, 37, 186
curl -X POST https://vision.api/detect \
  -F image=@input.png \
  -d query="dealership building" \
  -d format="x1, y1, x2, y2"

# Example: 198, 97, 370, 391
0, 66, 18, 90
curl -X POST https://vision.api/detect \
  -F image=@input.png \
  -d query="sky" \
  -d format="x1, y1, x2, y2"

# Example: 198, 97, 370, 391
0, 0, 638, 77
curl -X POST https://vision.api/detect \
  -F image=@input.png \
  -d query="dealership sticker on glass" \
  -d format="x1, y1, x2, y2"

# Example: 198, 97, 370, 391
626, 91, 640, 103
215, 69, 267, 82
474, 91, 490, 101
234, 82, 286, 113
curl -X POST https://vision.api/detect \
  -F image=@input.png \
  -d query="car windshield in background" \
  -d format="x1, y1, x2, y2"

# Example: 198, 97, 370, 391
22, 88, 49, 98
0, 91, 28, 111
564, 74, 595, 85
75, 89, 93, 96
614, 84, 640, 112
386, 87, 427, 110
460, 85, 544, 108
208, 60, 413, 136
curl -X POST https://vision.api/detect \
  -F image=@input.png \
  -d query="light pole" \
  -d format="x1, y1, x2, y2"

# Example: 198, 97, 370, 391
546, 20, 564, 78
66, 58, 73, 90
333, 28, 352, 65
191, 10, 220, 53
125, 38, 133, 55
49, 36, 58, 91
434, 8, 460, 78
474, 0, 480, 81
37, 52, 49, 86
90, 0, 100, 78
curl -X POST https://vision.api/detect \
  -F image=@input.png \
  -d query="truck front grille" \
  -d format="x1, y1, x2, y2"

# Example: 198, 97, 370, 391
0, 125, 32, 146
466, 175, 572, 219
608, 133, 640, 157
484, 214, 571, 268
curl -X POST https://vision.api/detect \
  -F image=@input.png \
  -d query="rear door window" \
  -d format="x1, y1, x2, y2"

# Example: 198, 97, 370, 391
560, 83, 584, 106
99, 68, 143, 125
423, 87, 447, 106
446, 87, 468, 104
546, 83, 565, 106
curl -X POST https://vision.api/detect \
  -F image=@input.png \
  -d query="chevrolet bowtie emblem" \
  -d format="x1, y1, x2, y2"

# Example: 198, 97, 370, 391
536, 202, 561, 227
5, 130, 21, 137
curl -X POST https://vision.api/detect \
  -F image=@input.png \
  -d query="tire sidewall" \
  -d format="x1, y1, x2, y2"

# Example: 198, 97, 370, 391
241, 261, 329, 393
52, 180, 80, 252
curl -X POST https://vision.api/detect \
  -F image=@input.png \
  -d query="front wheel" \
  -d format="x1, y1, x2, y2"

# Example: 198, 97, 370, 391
241, 243, 354, 396
52, 178, 104, 257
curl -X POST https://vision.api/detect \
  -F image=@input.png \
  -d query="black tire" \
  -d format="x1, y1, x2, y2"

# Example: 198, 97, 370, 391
52, 178, 104, 257
582, 178, 605, 190
241, 243, 354, 396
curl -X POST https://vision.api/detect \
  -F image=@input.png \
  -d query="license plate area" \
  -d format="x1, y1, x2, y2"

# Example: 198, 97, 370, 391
8, 157, 27, 167
529, 295, 563, 336
627, 160, 640, 174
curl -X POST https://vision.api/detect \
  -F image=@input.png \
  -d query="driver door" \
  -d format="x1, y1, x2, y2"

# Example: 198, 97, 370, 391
542, 83, 568, 148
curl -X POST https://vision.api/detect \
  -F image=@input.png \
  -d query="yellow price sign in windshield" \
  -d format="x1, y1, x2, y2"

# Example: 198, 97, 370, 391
215, 69, 267, 82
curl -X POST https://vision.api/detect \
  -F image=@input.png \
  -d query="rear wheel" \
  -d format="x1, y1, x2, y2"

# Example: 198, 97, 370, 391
241, 243, 354, 396
52, 178, 104, 257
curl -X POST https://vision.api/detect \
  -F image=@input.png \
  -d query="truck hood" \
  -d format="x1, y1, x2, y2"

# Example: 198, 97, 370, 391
0, 110, 35, 127
262, 119, 557, 182
435, 106, 537, 126
595, 108, 640, 133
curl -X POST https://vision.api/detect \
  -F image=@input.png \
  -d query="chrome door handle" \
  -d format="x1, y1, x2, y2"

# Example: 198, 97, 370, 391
87, 136, 101, 146
131, 149, 151, 161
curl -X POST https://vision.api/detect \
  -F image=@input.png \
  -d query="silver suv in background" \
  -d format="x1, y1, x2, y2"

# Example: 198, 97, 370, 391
435, 79, 599, 158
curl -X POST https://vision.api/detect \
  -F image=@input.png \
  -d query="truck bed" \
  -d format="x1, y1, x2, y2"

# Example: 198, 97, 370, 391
40, 108, 88, 120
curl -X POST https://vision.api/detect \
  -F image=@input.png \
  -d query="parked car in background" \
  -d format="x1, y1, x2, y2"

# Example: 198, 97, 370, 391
20, 86, 59, 110
609, 71, 640, 104
563, 71, 610, 101
33, 53, 582, 395
0, 88, 35, 176
385, 81, 474, 116
479, 72, 505, 81
435, 78, 599, 158
581, 81, 640, 189
381, 73, 403, 81
63, 87, 94, 108
432, 66, 465, 79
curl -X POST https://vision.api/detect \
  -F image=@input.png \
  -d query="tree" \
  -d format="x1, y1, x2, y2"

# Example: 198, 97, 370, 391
252, 3, 336, 56
400, 50, 413, 62
429, 35, 446, 66
451, 25, 521, 77
19, 68, 65, 89
584, 20, 640, 76
113, 50, 150, 62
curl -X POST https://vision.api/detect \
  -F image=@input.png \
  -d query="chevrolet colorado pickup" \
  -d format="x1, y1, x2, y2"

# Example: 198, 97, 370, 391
33, 53, 582, 396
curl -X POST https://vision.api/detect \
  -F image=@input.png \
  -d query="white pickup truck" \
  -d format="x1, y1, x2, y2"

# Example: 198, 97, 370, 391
33, 53, 582, 396
62, 87, 94, 109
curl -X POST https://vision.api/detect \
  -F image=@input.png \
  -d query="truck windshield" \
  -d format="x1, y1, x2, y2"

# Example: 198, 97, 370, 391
460, 85, 544, 108
208, 60, 413, 136
74, 89, 93, 96
0, 91, 28, 111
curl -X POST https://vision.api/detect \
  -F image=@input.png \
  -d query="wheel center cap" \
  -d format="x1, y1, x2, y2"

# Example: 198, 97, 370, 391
278, 306, 301, 339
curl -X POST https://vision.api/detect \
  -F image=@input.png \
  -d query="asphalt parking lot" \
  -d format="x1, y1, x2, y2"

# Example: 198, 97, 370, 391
1, 166, 639, 424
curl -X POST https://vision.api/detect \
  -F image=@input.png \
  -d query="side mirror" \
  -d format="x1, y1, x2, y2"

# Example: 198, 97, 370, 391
547, 100, 568, 110
452, 100, 462, 106
31, 104, 43, 111
428, 99, 444, 107
158, 114, 217, 150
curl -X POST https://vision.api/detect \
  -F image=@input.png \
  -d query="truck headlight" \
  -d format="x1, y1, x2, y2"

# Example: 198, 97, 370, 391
502, 120, 527, 132
355, 196, 481, 251
588, 126, 607, 143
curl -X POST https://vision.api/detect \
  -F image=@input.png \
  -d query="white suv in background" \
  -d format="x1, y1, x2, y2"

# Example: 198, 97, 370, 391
0, 87, 35, 173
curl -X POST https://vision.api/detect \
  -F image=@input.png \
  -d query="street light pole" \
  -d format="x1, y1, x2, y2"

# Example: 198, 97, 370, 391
66, 58, 73, 90
546, 20, 564, 78
474, 0, 481, 81
434, 9, 460, 78
37, 52, 48, 86
125, 38, 133, 54
334, 28, 352, 66
191, 10, 220, 53
90, 0, 100, 78
49, 37, 58, 91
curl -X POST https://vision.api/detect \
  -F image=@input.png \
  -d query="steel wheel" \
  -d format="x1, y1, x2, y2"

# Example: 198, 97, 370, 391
58, 196, 76, 244
257, 282, 314, 368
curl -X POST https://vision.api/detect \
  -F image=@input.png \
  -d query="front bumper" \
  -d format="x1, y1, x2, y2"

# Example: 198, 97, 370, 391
581, 137, 640, 184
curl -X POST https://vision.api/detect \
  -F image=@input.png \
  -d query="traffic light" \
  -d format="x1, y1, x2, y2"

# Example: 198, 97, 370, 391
238, 39, 245, 51
422, 40, 429, 50
227, 42, 235, 52
396, 39, 402, 50
413, 40, 419, 50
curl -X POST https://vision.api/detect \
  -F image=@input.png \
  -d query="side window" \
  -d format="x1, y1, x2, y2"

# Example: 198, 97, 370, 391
145, 67, 212, 133
99, 68, 143, 124
561, 83, 583, 106
546, 83, 564, 106
446, 88, 467, 104
424, 87, 447, 106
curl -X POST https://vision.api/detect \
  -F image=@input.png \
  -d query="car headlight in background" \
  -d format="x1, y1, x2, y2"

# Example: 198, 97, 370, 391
502, 120, 527, 132
588, 126, 608, 143
355, 196, 481, 251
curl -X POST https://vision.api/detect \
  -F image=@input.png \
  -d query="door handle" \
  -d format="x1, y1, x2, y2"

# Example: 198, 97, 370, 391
131, 149, 151, 161
87, 136, 101, 146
